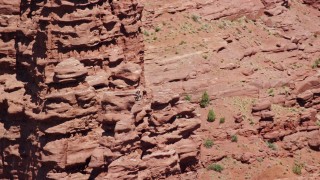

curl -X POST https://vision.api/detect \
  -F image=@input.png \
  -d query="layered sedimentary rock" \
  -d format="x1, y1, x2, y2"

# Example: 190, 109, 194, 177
0, 0, 201, 179
304, 0, 320, 10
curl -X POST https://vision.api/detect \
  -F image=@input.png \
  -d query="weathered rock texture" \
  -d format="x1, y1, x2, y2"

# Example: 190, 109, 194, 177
0, 0, 201, 179
140, 0, 320, 179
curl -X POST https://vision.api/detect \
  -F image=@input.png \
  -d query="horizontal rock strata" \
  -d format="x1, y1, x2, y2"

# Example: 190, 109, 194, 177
0, 0, 201, 179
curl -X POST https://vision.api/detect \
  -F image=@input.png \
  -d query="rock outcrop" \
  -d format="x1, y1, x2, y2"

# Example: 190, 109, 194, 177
0, 0, 201, 179
304, 0, 320, 10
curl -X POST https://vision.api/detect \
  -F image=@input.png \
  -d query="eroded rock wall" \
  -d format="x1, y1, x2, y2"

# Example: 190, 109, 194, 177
0, 0, 201, 179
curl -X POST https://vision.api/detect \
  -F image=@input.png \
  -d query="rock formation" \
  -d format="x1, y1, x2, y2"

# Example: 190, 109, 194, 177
2, 0, 320, 179
0, 0, 201, 179
140, 0, 320, 179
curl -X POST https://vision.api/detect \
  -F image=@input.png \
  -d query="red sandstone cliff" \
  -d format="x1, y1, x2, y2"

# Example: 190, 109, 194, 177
1, 0, 320, 179
0, 0, 201, 179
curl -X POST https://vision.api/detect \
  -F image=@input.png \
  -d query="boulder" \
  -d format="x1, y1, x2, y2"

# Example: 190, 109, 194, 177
308, 130, 320, 151
297, 90, 313, 102
85, 71, 110, 88
260, 110, 275, 120
112, 62, 142, 82
152, 90, 180, 106
300, 108, 317, 123
174, 118, 201, 136
220, 63, 240, 70
151, 108, 177, 126
241, 68, 255, 76
234, 113, 244, 123
273, 63, 285, 71
54, 58, 88, 83
252, 100, 271, 112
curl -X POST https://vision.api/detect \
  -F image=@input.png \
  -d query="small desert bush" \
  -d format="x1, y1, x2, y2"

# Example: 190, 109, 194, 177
267, 88, 275, 97
231, 135, 238, 142
266, 141, 277, 150
203, 139, 214, 148
191, 15, 200, 22
155, 26, 161, 32
185, 94, 192, 101
207, 163, 224, 172
207, 109, 216, 122
312, 58, 320, 69
219, 117, 225, 124
143, 30, 150, 36
200, 91, 210, 108
292, 163, 303, 175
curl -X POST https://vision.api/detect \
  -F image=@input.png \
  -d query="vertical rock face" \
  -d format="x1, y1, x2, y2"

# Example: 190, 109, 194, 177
0, 0, 201, 179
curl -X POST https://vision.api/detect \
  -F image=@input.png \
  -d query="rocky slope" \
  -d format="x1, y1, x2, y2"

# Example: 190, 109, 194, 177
1, 0, 320, 179
0, 0, 200, 179
140, 0, 320, 179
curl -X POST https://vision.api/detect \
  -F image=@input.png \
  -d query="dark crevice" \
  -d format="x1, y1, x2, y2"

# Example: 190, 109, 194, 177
102, 124, 116, 137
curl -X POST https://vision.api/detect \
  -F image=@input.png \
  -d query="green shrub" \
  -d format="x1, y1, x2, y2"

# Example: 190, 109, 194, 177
231, 135, 238, 142
266, 141, 277, 150
249, 118, 254, 125
207, 109, 216, 122
267, 88, 274, 97
204, 139, 214, 148
185, 94, 192, 101
207, 163, 224, 172
191, 15, 200, 22
219, 117, 225, 124
292, 163, 303, 175
143, 30, 150, 36
155, 26, 161, 32
312, 58, 320, 69
200, 91, 210, 108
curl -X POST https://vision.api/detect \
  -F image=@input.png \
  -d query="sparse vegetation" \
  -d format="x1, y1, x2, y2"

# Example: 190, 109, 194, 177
191, 14, 200, 22
143, 30, 150, 36
200, 91, 210, 108
231, 97, 256, 117
316, 120, 320, 127
155, 26, 161, 32
204, 139, 214, 148
202, 54, 208, 60
185, 94, 192, 102
256, 157, 264, 162
207, 163, 224, 172
312, 58, 320, 69
179, 40, 187, 45
231, 135, 238, 142
267, 88, 275, 97
266, 141, 277, 150
219, 117, 225, 124
248, 118, 254, 125
292, 162, 303, 175
207, 109, 216, 122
